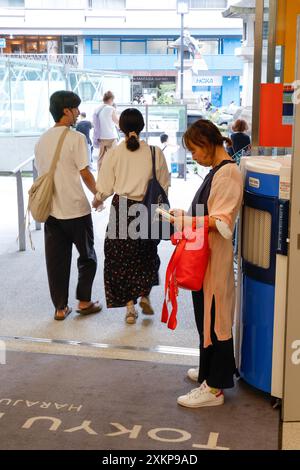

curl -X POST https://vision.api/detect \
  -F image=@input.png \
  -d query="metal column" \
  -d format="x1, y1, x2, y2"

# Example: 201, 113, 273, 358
180, 13, 184, 104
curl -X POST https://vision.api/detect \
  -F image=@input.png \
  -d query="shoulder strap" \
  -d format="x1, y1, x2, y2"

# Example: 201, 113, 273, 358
150, 145, 157, 179
49, 128, 69, 175
98, 104, 105, 116
212, 159, 236, 176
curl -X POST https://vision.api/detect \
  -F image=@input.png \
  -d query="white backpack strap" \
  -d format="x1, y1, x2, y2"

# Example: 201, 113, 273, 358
49, 127, 69, 175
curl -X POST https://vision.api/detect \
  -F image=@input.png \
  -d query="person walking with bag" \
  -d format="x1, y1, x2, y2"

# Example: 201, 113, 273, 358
76, 111, 93, 165
34, 90, 102, 320
169, 119, 243, 407
93, 108, 170, 324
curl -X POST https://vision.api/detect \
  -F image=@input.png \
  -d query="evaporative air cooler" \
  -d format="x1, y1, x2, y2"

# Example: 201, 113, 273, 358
239, 156, 291, 397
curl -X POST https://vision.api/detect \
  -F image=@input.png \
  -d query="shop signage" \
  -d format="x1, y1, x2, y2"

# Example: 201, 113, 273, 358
0, 38, 6, 48
192, 76, 222, 87
134, 76, 175, 82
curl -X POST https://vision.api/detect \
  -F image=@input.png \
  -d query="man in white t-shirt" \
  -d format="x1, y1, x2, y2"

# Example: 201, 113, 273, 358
35, 90, 103, 321
160, 133, 179, 186
92, 90, 119, 171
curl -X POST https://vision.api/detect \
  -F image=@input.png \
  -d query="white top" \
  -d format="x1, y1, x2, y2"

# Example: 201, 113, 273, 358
96, 140, 170, 202
99, 104, 118, 139
35, 126, 91, 220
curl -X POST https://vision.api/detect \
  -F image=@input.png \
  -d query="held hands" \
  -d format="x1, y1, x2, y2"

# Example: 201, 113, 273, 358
92, 197, 104, 212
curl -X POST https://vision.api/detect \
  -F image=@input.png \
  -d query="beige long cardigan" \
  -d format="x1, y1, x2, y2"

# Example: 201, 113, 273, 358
202, 163, 243, 348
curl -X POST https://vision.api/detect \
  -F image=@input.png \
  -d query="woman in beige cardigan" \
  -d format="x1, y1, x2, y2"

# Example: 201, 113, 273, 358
170, 119, 243, 408
93, 108, 170, 325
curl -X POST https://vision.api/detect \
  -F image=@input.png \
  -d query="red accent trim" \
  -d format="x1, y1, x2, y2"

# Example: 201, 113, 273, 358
161, 216, 209, 330
259, 83, 293, 147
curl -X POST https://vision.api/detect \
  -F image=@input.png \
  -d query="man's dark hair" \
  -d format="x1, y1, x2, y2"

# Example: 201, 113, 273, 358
49, 90, 81, 123
160, 133, 168, 144
80, 112, 87, 118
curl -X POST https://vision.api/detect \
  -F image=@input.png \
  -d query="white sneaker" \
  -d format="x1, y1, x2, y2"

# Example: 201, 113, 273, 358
125, 306, 138, 324
187, 367, 199, 382
177, 382, 224, 408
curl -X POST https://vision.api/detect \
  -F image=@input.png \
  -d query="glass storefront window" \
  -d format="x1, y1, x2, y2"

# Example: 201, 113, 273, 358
10, 42, 23, 53
92, 39, 100, 54
91, 37, 176, 55
121, 41, 146, 54
198, 40, 219, 55
0, 0, 24, 6
92, 39, 121, 54
92, 0, 125, 8
189, 0, 227, 8
26, 0, 83, 7
0, 57, 131, 135
147, 40, 168, 55
25, 41, 38, 53
39, 41, 47, 53
100, 40, 120, 54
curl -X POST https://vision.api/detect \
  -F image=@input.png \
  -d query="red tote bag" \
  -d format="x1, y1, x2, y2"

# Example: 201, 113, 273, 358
161, 216, 210, 330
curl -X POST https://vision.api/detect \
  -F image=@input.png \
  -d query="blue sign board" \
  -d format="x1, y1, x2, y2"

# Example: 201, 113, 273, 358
0, 38, 6, 48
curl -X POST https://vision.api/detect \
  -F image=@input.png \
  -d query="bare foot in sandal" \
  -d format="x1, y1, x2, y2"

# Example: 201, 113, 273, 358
54, 306, 72, 321
76, 300, 102, 315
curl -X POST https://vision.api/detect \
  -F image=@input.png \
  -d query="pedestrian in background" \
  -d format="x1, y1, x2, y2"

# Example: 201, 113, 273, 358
76, 111, 93, 165
227, 119, 251, 158
93, 91, 119, 171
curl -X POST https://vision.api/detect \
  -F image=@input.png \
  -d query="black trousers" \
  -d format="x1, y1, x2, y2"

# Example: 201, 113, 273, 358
192, 289, 236, 389
44, 214, 97, 310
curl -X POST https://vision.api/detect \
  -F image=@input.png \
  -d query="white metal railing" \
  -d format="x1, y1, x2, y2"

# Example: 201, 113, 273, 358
12, 155, 41, 252
1, 53, 79, 67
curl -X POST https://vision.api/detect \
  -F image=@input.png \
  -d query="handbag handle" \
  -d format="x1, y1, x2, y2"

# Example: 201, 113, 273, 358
49, 127, 69, 175
161, 237, 186, 329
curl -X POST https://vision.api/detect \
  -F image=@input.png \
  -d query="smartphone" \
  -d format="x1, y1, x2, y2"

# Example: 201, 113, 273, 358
155, 207, 172, 221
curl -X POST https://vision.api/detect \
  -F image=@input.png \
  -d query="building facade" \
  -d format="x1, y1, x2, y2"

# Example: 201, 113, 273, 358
0, 0, 243, 106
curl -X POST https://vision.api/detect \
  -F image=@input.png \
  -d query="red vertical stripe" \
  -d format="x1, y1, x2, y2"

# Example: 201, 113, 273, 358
259, 83, 293, 147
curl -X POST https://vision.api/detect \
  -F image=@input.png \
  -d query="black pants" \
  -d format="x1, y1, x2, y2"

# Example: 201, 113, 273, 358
44, 214, 97, 310
192, 289, 236, 389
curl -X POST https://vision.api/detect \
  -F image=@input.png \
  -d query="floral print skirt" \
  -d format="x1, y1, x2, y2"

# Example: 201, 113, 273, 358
104, 194, 160, 308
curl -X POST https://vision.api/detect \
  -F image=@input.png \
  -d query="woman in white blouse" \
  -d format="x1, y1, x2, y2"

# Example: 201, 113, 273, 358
93, 108, 170, 324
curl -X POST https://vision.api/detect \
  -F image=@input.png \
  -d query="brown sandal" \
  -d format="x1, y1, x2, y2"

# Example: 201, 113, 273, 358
76, 301, 102, 316
54, 306, 72, 321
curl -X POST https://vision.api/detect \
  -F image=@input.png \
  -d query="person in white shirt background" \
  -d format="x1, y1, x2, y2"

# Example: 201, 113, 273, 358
92, 90, 119, 171
160, 133, 180, 186
35, 90, 102, 321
